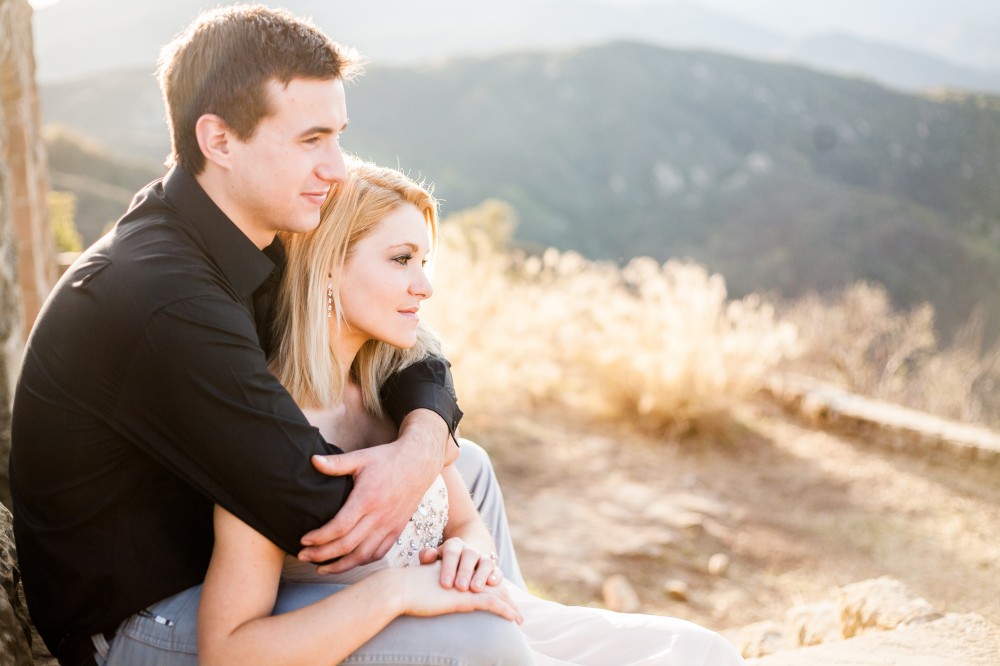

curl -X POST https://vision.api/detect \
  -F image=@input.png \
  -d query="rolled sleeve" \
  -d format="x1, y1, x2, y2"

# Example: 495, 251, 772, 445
380, 356, 464, 437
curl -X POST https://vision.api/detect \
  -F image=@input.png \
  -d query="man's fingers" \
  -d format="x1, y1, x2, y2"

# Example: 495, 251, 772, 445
311, 449, 367, 478
315, 525, 384, 574
300, 504, 362, 548
373, 532, 399, 562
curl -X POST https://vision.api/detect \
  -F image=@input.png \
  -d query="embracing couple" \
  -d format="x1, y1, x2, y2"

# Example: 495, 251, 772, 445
10, 5, 744, 665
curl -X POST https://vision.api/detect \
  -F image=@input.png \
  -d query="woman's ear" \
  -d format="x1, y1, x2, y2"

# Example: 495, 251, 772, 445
195, 114, 233, 170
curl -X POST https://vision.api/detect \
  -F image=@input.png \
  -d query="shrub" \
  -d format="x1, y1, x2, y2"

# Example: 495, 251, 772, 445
424, 202, 795, 436
778, 282, 1000, 427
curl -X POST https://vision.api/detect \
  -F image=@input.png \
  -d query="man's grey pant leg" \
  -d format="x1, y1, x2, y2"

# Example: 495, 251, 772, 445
101, 580, 532, 665
453, 438, 525, 589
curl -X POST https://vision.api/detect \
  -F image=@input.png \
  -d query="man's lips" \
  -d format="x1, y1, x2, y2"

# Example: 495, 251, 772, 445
302, 190, 330, 205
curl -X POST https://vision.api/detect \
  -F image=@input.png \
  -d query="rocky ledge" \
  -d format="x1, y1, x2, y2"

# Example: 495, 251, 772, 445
731, 576, 1000, 665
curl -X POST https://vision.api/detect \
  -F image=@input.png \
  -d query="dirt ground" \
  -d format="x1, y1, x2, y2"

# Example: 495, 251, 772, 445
464, 399, 1000, 634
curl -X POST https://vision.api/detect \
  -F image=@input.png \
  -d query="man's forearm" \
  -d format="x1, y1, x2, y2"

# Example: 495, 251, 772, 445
397, 408, 457, 468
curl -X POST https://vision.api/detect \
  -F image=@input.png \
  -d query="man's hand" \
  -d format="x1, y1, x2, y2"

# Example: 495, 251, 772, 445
297, 409, 454, 572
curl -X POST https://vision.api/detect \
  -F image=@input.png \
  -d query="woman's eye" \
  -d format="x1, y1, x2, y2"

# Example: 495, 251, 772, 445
393, 254, 412, 265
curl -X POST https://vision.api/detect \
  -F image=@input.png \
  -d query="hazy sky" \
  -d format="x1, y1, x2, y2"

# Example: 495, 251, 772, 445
29, 0, 1000, 68
601, 0, 1000, 37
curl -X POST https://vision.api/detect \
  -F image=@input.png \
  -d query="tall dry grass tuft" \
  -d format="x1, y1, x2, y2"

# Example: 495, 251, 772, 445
778, 282, 1000, 428
424, 202, 795, 436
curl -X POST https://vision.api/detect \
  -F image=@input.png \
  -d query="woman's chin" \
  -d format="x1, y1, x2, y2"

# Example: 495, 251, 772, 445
381, 333, 417, 349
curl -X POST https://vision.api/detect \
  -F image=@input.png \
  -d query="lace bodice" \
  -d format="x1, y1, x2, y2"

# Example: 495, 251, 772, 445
281, 475, 449, 584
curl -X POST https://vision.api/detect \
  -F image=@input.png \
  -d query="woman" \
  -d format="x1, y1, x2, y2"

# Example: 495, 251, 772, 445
198, 159, 745, 665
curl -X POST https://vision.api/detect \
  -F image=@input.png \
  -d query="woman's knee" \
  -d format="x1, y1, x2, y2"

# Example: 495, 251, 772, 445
444, 611, 532, 665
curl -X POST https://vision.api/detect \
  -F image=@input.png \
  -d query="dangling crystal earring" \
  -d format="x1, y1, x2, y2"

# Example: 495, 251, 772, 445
327, 282, 333, 319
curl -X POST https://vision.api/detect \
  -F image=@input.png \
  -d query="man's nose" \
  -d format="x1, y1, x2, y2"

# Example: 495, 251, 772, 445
317, 143, 347, 184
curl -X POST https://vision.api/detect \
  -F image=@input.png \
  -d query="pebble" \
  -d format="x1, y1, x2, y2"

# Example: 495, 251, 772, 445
603, 574, 640, 612
664, 579, 690, 601
709, 553, 731, 576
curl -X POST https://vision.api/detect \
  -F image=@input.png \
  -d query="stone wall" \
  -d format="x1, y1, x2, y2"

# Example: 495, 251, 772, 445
1, 0, 55, 509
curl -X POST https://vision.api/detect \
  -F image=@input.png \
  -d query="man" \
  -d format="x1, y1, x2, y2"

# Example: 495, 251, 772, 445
10, 6, 526, 664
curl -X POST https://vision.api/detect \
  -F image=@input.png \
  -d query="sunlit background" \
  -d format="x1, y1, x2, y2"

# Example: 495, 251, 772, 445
30, 0, 1000, 423
16, 1, 1000, 653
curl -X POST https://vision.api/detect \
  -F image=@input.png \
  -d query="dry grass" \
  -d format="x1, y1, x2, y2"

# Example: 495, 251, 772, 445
424, 202, 794, 437
778, 282, 1000, 428
423, 202, 1000, 432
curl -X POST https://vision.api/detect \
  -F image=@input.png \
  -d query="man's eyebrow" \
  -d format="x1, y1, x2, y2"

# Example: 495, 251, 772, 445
298, 119, 349, 138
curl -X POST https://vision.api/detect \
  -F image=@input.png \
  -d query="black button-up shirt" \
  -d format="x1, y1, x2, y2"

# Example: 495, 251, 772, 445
9, 167, 462, 652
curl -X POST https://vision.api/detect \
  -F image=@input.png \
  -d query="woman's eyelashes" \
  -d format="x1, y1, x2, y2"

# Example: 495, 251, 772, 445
392, 253, 429, 267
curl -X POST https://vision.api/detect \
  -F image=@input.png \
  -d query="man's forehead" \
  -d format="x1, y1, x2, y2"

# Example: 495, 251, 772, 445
262, 77, 347, 127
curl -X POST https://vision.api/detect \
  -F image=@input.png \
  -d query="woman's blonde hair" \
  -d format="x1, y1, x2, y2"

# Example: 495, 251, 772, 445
270, 158, 441, 418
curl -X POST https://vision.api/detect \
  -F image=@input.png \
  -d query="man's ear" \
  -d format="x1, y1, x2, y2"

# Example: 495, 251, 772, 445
195, 114, 234, 170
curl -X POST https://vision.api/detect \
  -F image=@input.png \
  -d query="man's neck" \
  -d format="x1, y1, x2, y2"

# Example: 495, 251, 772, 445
194, 169, 276, 250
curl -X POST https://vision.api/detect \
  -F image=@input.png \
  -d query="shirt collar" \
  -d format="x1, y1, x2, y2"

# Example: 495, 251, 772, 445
162, 166, 277, 299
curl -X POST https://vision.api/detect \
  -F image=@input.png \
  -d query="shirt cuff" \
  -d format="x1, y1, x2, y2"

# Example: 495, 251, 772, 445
380, 356, 463, 438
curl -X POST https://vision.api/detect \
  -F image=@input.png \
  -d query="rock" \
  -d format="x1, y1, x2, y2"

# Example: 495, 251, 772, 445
0, 592, 32, 665
728, 620, 785, 658
736, 577, 998, 665
663, 579, 689, 602
708, 552, 730, 576
785, 601, 840, 647
602, 574, 640, 612
748, 612, 1000, 666
838, 576, 941, 638
0, 503, 33, 665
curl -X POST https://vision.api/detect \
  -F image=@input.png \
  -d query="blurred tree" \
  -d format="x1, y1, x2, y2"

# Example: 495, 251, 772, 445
50, 190, 83, 253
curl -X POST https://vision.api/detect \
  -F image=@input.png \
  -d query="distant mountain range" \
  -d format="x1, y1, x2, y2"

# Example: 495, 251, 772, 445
39, 41, 1000, 345
32, 0, 1000, 94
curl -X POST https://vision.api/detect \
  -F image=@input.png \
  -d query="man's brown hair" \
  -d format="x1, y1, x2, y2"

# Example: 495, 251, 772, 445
156, 4, 362, 174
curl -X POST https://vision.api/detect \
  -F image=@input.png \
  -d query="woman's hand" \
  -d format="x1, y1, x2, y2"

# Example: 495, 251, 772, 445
418, 537, 504, 592
393, 563, 521, 623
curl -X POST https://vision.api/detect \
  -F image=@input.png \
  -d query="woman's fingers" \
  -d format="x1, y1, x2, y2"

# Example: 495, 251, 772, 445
437, 538, 465, 588
417, 547, 440, 565
472, 555, 502, 591
475, 588, 522, 623
401, 564, 521, 623
453, 546, 481, 591
430, 539, 501, 592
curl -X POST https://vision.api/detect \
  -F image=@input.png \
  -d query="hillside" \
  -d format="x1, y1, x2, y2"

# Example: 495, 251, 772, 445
41, 42, 1000, 343
43, 126, 161, 243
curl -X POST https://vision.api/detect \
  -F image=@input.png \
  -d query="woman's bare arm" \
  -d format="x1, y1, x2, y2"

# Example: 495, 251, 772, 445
198, 504, 520, 666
